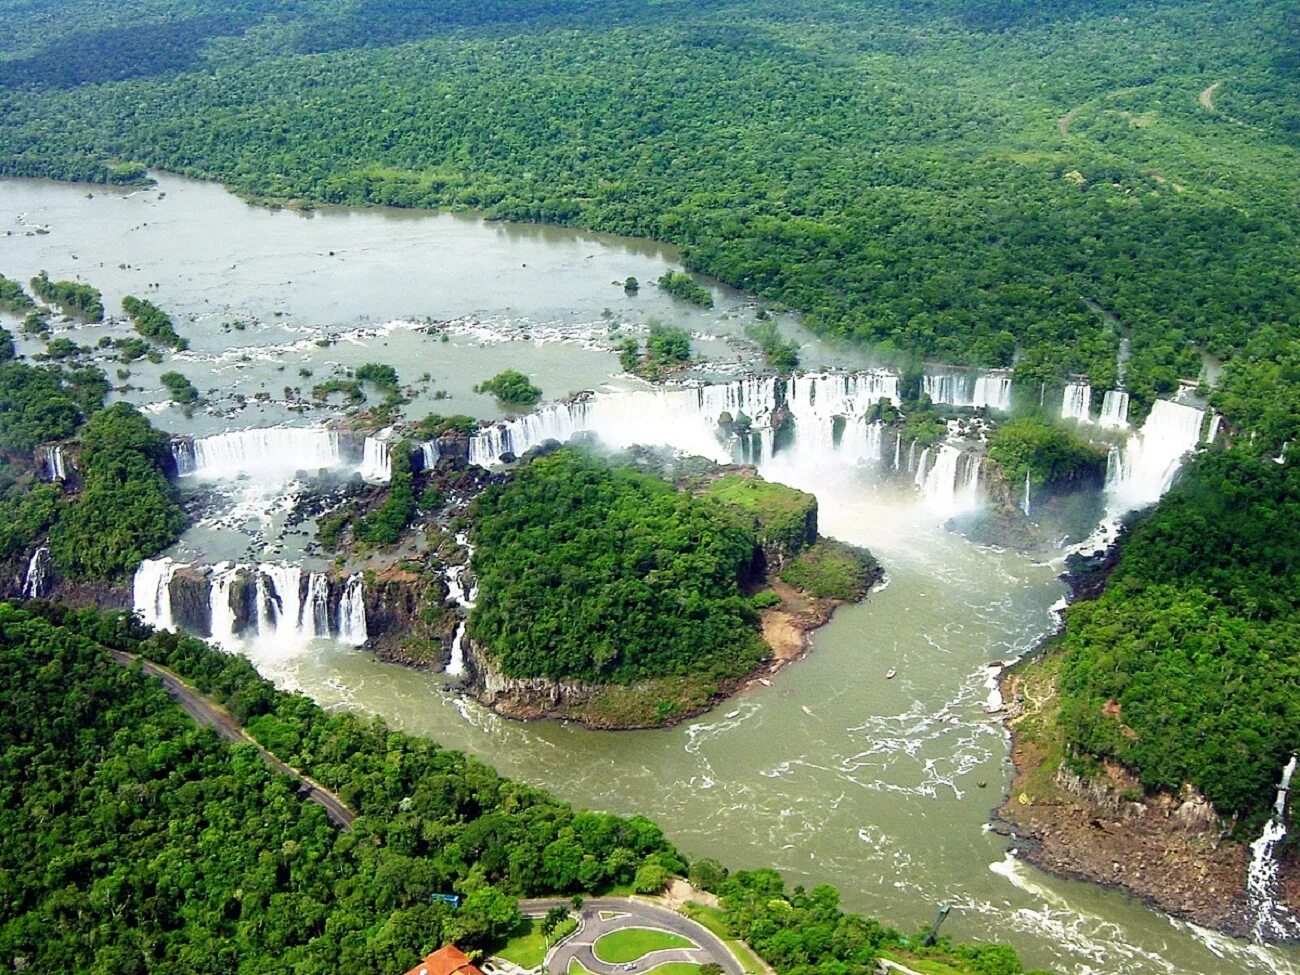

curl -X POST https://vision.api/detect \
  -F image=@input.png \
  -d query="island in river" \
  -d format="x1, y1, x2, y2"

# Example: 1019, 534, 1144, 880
386, 443, 882, 730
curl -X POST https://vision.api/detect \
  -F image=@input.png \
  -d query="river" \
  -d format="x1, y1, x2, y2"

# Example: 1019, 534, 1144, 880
2, 173, 1296, 975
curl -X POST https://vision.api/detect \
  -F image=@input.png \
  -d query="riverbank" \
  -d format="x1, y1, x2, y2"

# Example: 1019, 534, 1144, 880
993, 534, 1298, 941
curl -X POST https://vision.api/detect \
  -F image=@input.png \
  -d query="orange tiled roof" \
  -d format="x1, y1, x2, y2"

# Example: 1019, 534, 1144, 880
404, 945, 485, 975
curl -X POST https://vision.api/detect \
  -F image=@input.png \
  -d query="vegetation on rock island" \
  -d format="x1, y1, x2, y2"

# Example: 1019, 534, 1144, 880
474, 369, 543, 407
468, 449, 766, 685
29, 271, 104, 322
122, 294, 188, 350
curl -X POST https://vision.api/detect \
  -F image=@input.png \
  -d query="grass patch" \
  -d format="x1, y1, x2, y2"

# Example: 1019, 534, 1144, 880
780, 539, 879, 600
571, 675, 721, 728
703, 474, 816, 554
680, 903, 764, 974
568, 961, 597, 975
592, 928, 696, 964
496, 918, 549, 969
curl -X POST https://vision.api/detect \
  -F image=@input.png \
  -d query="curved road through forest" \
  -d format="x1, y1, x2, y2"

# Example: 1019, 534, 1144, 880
519, 897, 743, 975
109, 650, 357, 830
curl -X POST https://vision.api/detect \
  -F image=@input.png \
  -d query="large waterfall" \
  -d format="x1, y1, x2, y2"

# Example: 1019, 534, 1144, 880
921, 368, 1013, 411
1097, 390, 1130, 429
1246, 755, 1299, 942
1061, 382, 1092, 423
1105, 399, 1206, 512
469, 371, 900, 468
134, 557, 368, 648
172, 427, 355, 480
912, 445, 983, 513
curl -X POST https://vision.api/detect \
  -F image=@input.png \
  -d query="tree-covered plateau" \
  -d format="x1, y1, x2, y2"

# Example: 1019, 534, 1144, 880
468, 448, 767, 685
1053, 448, 1300, 833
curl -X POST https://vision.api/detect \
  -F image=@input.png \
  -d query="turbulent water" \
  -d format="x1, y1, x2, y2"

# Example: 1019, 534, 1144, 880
3, 174, 1298, 975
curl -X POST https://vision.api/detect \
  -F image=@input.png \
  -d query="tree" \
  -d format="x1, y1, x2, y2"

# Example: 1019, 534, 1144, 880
474, 369, 542, 407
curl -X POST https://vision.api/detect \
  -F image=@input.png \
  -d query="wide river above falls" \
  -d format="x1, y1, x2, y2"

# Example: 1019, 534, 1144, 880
2, 174, 1296, 975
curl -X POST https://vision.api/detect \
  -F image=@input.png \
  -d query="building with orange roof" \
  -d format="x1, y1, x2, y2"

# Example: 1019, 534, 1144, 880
404, 944, 485, 975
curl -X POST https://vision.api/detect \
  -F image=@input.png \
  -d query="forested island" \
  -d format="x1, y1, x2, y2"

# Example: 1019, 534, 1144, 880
464, 448, 879, 727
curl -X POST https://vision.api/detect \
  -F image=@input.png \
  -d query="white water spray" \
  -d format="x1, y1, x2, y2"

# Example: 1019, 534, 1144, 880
1247, 755, 1299, 942
1061, 382, 1092, 423
1098, 390, 1130, 429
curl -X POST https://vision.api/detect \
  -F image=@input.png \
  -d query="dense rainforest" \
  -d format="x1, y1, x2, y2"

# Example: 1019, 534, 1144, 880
0, 0, 1297, 414
0, 325, 185, 579
468, 449, 767, 685
1055, 447, 1300, 833
0, 601, 1043, 975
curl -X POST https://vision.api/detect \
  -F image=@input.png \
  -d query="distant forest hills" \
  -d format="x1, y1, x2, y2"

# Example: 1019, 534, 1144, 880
0, 0, 1298, 416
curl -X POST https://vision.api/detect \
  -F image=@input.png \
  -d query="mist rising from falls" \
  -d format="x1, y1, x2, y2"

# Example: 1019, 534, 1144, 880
913, 445, 983, 513
468, 372, 986, 514
469, 372, 901, 469
921, 368, 1012, 411
171, 427, 376, 481
1247, 755, 1299, 942
134, 557, 368, 648
1104, 400, 1206, 513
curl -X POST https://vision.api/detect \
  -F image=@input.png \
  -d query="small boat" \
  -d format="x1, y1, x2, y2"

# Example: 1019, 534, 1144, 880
758, 678, 773, 687
801, 705, 814, 716
885, 668, 897, 680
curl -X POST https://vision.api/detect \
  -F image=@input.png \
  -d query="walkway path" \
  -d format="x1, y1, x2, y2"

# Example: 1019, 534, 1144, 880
109, 650, 357, 830
1199, 80, 1222, 111
519, 897, 743, 975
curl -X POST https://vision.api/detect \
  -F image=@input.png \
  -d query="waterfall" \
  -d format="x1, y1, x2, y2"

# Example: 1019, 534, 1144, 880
337, 575, 368, 645
1021, 471, 1032, 518
302, 572, 332, 638
133, 557, 187, 631
1105, 399, 1205, 512
1097, 390, 1130, 429
913, 445, 982, 513
134, 559, 365, 648
22, 546, 51, 598
43, 445, 67, 482
420, 440, 440, 470
447, 620, 467, 677
893, 431, 902, 470
467, 371, 902, 468
1061, 382, 1092, 423
921, 369, 1012, 411
1205, 412, 1223, 444
257, 563, 303, 637
360, 435, 393, 482
208, 562, 242, 645
1246, 755, 1300, 942
445, 532, 478, 608
173, 427, 347, 480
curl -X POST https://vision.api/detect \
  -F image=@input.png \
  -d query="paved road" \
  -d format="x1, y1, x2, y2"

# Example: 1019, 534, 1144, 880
519, 897, 743, 975
110, 650, 357, 830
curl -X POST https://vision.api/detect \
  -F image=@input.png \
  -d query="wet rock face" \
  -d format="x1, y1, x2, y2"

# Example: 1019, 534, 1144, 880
169, 567, 213, 636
